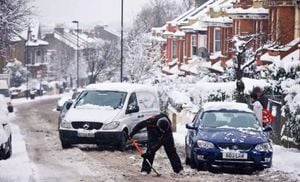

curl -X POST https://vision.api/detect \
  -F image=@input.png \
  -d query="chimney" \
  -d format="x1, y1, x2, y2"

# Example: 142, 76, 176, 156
27, 27, 32, 41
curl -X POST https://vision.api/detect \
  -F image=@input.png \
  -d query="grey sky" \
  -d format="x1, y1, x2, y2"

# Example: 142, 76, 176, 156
33, 0, 149, 29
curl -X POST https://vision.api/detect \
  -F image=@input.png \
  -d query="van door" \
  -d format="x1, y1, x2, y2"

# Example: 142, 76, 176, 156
134, 91, 160, 141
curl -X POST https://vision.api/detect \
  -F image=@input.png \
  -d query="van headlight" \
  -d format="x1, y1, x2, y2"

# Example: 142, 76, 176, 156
255, 143, 273, 152
103, 121, 120, 130
60, 119, 72, 129
197, 140, 215, 149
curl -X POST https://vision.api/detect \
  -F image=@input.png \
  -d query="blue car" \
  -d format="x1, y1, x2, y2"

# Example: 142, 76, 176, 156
185, 102, 272, 171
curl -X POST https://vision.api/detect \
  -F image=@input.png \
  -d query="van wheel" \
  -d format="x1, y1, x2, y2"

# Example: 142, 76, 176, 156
117, 131, 128, 152
61, 140, 71, 149
3, 135, 12, 159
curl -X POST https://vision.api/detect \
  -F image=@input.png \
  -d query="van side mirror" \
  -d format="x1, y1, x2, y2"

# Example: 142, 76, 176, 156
65, 101, 73, 110
263, 126, 272, 132
186, 123, 196, 130
126, 104, 139, 114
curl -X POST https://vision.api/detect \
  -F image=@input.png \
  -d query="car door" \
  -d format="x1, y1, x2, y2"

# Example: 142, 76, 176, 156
186, 111, 201, 158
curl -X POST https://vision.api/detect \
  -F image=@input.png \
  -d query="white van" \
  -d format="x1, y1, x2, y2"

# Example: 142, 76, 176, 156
59, 83, 160, 150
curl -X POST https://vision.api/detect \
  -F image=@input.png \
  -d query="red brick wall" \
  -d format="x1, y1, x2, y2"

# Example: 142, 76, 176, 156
271, 7, 295, 45
185, 33, 191, 58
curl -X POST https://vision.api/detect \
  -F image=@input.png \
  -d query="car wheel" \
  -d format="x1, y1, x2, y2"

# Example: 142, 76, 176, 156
190, 151, 197, 169
196, 161, 205, 171
185, 155, 190, 165
61, 140, 71, 149
117, 130, 128, 152
3, 135, 12, 159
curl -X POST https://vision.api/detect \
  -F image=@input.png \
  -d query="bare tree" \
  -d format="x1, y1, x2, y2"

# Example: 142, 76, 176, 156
125, 34, 161, 83
0, 0, 32, 57
181, 0, 195, 12
83, 41, 120, 84
130, 0, 180, 35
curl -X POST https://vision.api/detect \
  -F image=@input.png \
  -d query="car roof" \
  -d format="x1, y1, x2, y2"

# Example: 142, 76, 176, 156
85, 83, 157, 93
202, 102, 253, 113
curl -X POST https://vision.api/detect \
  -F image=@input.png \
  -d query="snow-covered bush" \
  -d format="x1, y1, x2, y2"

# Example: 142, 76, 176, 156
4, 59, 27, 87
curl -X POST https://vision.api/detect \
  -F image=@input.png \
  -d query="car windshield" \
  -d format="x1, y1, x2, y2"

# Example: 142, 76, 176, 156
74, 90, 127, 109
200, 111, 260, 129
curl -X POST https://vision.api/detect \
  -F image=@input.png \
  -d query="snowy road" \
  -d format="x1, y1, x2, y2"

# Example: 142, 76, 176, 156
1, 98, 299, 182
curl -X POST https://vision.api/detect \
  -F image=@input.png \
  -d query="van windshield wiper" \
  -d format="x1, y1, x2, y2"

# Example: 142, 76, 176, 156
74, 92, 88, 108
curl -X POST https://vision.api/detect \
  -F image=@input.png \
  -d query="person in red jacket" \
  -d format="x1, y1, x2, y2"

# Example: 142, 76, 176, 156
128, 113, 183, 175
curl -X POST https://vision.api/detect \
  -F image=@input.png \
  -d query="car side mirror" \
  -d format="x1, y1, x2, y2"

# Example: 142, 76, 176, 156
126, 104, 139, 114
263, 126, 272, 132
186, 123, 196, 130
65, 101, 73, 110
56, 107, 61, 112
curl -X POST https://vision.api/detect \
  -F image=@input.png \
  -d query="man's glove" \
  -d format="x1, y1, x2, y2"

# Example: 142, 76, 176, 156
141, 151, 152, 159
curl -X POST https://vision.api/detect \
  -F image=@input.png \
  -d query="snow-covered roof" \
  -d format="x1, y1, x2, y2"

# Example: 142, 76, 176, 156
162, 65, 185, 76
203, 16, 233, 24
53, 29, 102, 50
85, 83, 158, 93
267, 38, 300, 51
202, 102, 253, 113
227, 7, 268, 15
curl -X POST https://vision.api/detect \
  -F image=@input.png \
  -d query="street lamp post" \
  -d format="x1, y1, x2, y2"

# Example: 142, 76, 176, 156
72, 20, 80, 88
120, 0, 124, 82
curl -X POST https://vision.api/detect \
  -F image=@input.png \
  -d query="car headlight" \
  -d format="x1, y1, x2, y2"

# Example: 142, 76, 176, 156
60, 119, 72, 129
255, 143, 273, 152
197, 140, 215, 149
102, 121, 120, 130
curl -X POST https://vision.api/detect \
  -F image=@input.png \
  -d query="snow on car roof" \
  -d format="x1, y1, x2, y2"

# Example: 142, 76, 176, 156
86, 83, 157, 93
203, 102, 253, 113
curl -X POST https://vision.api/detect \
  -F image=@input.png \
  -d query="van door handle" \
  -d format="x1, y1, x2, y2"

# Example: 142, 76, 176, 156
138, 115, 144, 118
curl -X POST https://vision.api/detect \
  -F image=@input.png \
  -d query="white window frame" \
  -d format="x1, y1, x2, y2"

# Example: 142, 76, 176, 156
191, 34, 197, 56
172, 40, 177, 59
214, 28, 221, 52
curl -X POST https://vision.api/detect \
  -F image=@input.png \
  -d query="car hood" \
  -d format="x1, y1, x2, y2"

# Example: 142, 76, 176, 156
197, 127, 268, 144
64, 107, 121, 124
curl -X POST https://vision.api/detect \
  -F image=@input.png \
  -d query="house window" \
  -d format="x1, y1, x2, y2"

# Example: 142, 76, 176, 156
191, 34, 197, 56
172, 40, 177, 59
214, 28, 221, 52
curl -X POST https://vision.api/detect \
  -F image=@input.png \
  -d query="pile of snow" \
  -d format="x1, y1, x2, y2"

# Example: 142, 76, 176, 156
0, 115, 33, 182
202, 102, 252, 112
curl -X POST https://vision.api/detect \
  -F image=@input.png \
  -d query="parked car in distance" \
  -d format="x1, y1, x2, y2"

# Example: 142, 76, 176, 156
59, 83, 160, 150
0, 94, 13, 160
56, 89, 84, 111
185, 102, 272, 171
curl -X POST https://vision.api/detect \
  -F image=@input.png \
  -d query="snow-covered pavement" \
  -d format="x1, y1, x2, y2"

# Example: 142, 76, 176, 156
272, 145, 300, 179
0, 121, 34, 182
0, 97, 300, 181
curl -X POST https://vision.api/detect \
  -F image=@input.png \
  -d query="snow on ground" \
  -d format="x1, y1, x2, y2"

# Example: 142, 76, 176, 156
272, 145, 300, 179
0, 114, 34, 182
11, 92, 72, 106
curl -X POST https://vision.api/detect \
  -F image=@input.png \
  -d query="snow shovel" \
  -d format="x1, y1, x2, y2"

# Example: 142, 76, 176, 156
131, 139, 161, 177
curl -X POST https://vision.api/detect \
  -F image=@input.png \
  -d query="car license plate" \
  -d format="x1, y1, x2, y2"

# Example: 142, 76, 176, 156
77, 130, 95, 138
222, 151, 247, 160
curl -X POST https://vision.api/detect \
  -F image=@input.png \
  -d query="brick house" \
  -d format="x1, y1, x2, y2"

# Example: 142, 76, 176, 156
43, 26, 102, 83
24, 23, 49, 78
0, 21, 48, 78
259, 0, 300, 65
152, 0, 222, 75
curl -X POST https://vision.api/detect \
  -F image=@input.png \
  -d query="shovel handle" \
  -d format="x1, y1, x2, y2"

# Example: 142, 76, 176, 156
131, 139, 144, 155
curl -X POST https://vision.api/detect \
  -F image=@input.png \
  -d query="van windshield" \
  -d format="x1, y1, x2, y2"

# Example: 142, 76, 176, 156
74, 90, 127, 109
